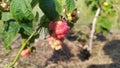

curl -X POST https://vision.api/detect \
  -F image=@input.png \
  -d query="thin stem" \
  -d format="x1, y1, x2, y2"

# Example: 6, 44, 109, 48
8, 24, 42, 67
88, 7, 101, 53
8, 30, 36, 67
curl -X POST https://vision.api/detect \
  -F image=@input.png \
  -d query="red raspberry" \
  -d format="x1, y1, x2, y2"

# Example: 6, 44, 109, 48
49, 19, 69, 39
47, 36, 54, 42
48, 19, 69, 50
21, 49, 30, 57
57, 34, 65, 39
49, 21, 56, 30
47, 36, 55, 45
54, 20, 69, 35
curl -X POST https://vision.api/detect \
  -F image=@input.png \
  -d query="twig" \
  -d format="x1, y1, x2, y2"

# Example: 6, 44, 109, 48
88, 7, 101, 53
8, 23, 42, 67
8, 30, 36, 67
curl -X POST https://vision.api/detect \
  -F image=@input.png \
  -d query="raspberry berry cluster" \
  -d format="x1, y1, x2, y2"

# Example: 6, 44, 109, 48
47, 19, 69, 50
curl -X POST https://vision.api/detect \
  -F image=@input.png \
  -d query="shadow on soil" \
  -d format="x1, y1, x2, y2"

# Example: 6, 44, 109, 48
43, 43, 74, 67
46, 43, 74, 63
44, 41, 91, 67
77, 48, 91, 61
88, 40, 120, 68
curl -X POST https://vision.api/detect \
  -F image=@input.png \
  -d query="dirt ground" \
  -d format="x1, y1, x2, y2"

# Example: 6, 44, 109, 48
0, 29, 120, 68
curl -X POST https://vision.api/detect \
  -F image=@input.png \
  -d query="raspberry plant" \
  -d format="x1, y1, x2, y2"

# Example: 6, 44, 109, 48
0, 0, 77, 67
85, 0, 115, 34
0, 0, 117, 68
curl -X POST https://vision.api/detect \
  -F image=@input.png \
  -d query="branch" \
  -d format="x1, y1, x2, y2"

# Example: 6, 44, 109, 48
8, 23, 43, 67
8, 31, 36, 67
88, 7, 101, 53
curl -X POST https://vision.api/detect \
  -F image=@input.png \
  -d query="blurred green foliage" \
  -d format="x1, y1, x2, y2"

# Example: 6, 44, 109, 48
74, 0, 120, 33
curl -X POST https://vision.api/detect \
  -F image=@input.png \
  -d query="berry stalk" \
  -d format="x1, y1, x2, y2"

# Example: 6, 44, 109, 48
8, 31, 36, 67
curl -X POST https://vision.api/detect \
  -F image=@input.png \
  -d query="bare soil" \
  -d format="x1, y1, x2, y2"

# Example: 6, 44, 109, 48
0, 29, 120, 68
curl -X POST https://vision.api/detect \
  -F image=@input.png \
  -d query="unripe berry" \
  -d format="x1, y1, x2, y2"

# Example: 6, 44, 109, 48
47, 36, 62, 50
21, 49, 30, 57
57, 34, 65, 39
56, 39, 62, 45
54, 45, 62, 50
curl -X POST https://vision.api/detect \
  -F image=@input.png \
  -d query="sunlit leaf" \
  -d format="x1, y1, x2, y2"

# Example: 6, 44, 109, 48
39, 0, 59, 20
55, 0, 62, 14
65, 0, 75, 14
10, 0, 34, 22
2, 20, 20, 50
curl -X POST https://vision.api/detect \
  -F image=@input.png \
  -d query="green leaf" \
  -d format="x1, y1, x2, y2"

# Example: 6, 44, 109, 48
0, 12, 20, 50
109, 11, 115, 17
35, 12, 39, 22
40, 15, 50, 27
101, 20, 111, 30
31, 0, 39, 8
2, 12, 13, 21
39, 0, 59, 21
2, 20, 20, 50
0, 12, 7, 35
0, 21, 4, 36
20, 22, 34, 36
96, 16, 112, 34
98, 17, 111, 30
65, 0, 75, 14
54, 0, 62, 14
0, 11, 2, 20
96, 25, 102, 33
10, 0, 34, 22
